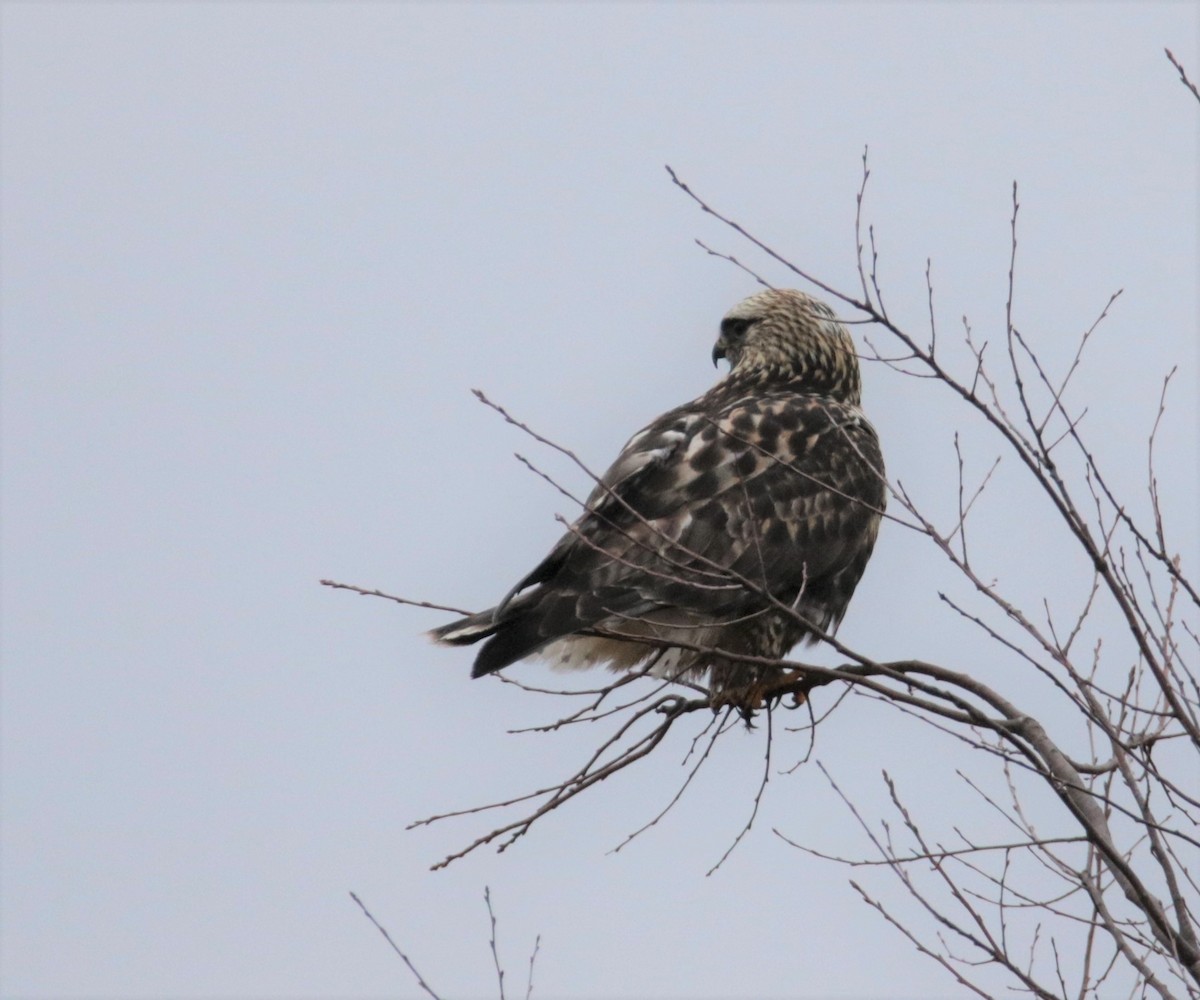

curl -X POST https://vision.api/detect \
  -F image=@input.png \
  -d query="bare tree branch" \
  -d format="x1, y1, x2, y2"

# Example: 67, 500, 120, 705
1165, 48, 1200, 105
350, 892, 444, 1000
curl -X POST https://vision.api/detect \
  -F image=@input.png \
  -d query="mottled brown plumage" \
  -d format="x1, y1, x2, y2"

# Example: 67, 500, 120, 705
430, 289, 886, 700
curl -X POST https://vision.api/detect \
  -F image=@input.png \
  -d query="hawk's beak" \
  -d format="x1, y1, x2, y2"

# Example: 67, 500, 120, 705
712, 340, 727, 367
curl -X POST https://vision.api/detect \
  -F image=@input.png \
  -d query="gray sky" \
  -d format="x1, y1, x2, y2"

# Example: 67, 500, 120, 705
2, 4, 1197, 998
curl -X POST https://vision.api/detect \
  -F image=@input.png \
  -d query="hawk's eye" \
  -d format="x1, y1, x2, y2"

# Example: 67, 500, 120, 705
721, 317, 754, 341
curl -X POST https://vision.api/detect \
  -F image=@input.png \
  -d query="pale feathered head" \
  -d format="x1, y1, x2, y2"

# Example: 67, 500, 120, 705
712, 289, 862, 405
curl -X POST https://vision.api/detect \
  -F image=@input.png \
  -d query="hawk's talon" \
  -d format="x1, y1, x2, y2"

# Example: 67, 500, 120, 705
706, 668, 810, 726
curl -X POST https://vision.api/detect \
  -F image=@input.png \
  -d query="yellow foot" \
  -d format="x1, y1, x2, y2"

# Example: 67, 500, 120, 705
771, 667, 809, 709
709, 668, 809, 724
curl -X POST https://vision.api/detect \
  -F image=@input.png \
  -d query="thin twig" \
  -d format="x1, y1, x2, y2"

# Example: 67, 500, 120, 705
484, 886, 506, 1000
1165, 48, 1200, 105
350, 892, 443, 1000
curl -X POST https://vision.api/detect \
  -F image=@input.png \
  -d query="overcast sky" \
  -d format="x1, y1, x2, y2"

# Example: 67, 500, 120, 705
2, 4, 1197, 999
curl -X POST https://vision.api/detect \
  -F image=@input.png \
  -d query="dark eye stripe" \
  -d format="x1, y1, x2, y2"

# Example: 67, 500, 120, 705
721, 317, 753, 339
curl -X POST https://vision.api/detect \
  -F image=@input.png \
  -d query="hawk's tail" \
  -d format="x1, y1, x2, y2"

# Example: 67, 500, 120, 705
427, 609, 501, 648
428, 601, 568, 679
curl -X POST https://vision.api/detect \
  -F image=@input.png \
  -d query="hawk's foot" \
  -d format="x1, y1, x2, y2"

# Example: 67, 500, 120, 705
708, 668, 809, 726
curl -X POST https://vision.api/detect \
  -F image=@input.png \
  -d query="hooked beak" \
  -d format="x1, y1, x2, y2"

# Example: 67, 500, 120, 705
711, 339, 727, 367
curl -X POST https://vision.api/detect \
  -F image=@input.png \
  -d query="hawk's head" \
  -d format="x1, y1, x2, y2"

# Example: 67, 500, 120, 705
712, 289, 862, 404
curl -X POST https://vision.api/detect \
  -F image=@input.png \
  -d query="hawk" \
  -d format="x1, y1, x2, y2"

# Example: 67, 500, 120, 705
430, 289, 886, 704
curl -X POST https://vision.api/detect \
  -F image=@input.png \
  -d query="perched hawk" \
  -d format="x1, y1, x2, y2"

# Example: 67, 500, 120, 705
430, 289, 886, 702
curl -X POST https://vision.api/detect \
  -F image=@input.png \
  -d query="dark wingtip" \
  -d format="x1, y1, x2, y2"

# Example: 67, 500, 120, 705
469, 619, 549, 678
471, 638, 517, 678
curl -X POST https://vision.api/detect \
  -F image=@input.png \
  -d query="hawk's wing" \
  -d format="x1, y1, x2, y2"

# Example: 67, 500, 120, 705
433, 387, 885, 676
